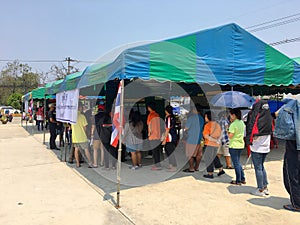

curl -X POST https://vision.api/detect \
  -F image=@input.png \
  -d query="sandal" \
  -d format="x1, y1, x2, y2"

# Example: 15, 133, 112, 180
283, 204, 300, 212
183, 168, 195, 173
167, 167, 177, 172
230, 180, 241, 185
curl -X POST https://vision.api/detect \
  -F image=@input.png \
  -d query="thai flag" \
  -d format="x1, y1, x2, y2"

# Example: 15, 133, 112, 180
110, 80, 123, 147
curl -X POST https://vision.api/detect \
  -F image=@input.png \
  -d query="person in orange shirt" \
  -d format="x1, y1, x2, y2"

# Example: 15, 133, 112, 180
147, 102, 162, 170
202, 111, 225, 179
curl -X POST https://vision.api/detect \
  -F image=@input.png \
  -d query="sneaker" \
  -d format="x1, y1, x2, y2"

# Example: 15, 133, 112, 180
217, 170, 225, 176
250, 188, 266, 197
144, 155, 153, 159
263, 188, 269, 195
151, 166, 162, 171
203, 174, 214, 179
129, 165, 139, 170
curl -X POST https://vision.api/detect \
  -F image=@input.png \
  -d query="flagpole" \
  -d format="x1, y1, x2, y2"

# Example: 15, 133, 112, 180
116, 79, 124, 208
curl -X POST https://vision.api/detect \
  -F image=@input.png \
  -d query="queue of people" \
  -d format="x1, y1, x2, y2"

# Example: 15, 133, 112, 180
42, 96, 300, 212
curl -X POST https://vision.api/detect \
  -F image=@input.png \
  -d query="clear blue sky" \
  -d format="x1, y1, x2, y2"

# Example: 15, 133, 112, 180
1, 0, 300, 80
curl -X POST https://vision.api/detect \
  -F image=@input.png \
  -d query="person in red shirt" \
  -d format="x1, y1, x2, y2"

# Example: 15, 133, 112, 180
36, 106, 44, 131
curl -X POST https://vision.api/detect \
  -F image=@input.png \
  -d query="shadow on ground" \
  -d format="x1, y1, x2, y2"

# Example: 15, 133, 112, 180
247, 196, 290, 210
21, 123, 286, 204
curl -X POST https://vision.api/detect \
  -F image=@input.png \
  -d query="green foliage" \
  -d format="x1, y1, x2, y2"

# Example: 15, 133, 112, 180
7, 93, 22, 109
0, 61, 40, 104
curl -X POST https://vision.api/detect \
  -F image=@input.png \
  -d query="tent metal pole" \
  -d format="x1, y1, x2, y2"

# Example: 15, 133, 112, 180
21, 98, 24, 127
43, 95, 47, 144
116, 80, 124, 208
64, 126, 67, 162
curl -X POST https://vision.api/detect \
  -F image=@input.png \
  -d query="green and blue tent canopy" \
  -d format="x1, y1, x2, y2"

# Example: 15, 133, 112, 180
77, 23, 300, 89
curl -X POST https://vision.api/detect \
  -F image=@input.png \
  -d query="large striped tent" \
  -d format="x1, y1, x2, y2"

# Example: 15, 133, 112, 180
76, 23, 300, 89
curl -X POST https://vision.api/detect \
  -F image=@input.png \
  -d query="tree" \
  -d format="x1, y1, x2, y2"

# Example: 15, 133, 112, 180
48, 63, 79, 80
0, 61, 40, 105
7, 93, 22, 109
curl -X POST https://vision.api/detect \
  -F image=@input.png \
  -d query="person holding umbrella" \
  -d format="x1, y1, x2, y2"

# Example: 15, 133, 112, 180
217, 111, 233, 169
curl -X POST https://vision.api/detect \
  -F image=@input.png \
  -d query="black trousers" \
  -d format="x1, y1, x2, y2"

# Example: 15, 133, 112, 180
165, 142, 177, 167
49, 126, 57, 149
149, 140, 161, 166
283, 140, 300, 208
103, 142, 117, 168
204, 145, 223, 173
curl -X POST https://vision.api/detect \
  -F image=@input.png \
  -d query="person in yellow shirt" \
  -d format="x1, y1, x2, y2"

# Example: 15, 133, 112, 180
72, 102, 93, 168
228, 108, 246, 185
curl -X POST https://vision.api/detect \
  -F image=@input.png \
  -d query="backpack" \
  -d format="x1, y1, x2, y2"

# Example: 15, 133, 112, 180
246, 100, 273, 146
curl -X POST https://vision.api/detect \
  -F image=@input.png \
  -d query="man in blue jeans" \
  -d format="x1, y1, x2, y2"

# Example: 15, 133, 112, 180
274, 97, 300, 211
283, 140, 300, 211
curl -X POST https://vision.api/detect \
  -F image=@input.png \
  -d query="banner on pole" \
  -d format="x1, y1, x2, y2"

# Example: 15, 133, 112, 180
110, 81, 123, 147
56, 89, 79, 124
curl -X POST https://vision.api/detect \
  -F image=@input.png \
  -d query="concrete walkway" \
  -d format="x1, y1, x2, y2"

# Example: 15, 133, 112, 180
0, 121, 132, 225
1, 120, 299, 225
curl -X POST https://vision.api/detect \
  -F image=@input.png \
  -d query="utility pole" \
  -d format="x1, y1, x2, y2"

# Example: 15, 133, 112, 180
65, 57, 76, 75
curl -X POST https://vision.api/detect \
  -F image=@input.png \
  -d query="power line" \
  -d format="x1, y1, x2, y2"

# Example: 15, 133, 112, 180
0, 59, 94, 63
248, 16, 300, 32
245, 12, 300, 29
269, 36, 300, 46
0, 59, 64, 63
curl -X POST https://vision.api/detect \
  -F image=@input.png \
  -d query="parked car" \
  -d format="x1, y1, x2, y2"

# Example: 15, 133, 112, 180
0, 106, 20, 115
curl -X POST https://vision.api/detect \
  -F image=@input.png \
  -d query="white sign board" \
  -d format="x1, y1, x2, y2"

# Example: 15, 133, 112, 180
24, 100, 29, 113
56, 89, 79, 124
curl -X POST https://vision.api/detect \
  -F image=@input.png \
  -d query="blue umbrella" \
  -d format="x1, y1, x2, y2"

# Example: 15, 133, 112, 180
210, 91, 255, 108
